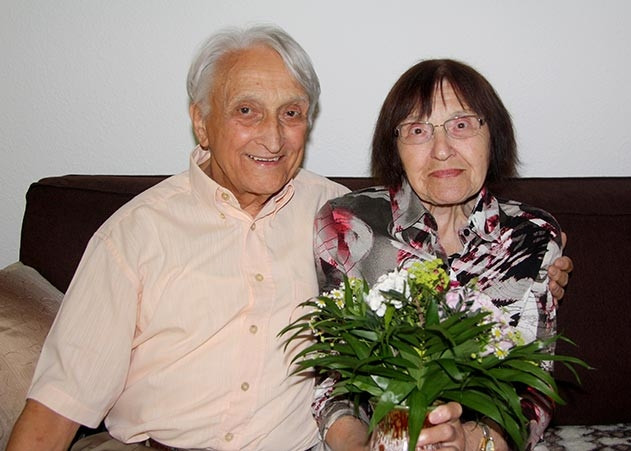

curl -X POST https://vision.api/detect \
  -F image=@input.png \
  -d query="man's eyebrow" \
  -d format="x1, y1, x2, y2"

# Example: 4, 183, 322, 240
228, 93, 309, 105
286, 94, 309, 104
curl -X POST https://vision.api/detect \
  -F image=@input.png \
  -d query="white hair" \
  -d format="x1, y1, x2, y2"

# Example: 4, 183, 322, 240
186, 24, 320, 127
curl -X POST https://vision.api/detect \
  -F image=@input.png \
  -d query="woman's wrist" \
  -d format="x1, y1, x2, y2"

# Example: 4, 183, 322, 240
463, 420, 509, 451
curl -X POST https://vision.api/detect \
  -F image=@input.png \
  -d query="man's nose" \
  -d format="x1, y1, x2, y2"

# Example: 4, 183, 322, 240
257, 115, 283, 154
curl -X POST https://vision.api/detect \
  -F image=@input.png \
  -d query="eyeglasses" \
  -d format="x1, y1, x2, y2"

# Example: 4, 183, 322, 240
395, 115, 486, 145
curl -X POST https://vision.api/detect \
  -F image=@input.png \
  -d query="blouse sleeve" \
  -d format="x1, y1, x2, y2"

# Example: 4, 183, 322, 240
314, 201, 348, 293
312, 202, 371, 438
520, 237, 563, 448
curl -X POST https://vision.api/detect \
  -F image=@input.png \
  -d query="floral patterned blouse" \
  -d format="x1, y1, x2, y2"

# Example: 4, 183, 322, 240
313, 180, 562, 448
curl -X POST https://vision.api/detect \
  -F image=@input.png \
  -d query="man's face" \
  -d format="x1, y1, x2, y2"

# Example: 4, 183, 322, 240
191, 45, 310, 216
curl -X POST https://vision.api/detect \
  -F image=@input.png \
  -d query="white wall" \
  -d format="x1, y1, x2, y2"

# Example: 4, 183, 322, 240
2, 0, 630, 268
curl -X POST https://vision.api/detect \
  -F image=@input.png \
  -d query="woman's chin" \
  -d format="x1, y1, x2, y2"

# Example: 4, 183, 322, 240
419, 189, 481, 211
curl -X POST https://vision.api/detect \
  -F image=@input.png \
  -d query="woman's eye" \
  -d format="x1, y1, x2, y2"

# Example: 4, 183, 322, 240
410, 125, 426, 135
454, 120, 469, 129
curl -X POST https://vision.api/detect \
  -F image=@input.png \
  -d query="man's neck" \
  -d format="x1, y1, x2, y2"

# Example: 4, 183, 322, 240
198, 158, 269, 218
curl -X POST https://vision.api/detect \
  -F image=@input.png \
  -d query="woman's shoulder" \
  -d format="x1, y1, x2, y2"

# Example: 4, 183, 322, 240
495, 197, 562, 239
327, 185, 390, 209
317, 186, 393, 230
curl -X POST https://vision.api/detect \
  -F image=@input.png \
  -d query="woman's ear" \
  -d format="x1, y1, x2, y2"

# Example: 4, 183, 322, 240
189, 103, 209, 148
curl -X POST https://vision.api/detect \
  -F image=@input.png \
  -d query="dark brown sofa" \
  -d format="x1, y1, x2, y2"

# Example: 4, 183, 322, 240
3, 174, 631, 448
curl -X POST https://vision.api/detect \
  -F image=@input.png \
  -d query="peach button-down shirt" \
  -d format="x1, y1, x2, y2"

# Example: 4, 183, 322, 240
28, 146, 348, 450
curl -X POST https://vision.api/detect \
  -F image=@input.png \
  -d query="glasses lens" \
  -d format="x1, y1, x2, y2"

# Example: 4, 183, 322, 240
398, 122, 433, 144
444, 116, 482, 139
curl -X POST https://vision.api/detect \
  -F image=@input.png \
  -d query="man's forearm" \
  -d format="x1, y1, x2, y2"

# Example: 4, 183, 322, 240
325, 415, 370, 451
7, 399, 80, 451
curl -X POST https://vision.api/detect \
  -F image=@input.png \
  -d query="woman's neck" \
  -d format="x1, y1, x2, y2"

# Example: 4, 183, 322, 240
424, 198, 476, 256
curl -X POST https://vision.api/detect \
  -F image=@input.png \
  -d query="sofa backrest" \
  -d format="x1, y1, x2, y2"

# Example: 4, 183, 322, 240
19, 174, 631, 426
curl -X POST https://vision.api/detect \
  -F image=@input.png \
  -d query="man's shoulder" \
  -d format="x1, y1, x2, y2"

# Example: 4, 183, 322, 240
294, 169, 350, 198
98, 171, 190, 231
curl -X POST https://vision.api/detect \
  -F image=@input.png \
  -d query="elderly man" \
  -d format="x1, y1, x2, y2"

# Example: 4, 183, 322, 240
8, 25, 572, 451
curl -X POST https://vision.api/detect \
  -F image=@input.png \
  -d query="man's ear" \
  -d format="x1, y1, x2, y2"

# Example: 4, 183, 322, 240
189, 103, 209, 148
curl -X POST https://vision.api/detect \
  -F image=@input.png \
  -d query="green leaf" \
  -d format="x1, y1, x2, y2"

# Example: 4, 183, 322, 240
487, 368, 564, 404
407, 389, 429, 451
341, 332, 371, 360
442, 389, 527, 449
435, 358, 464, 382
425, 296, 440, 326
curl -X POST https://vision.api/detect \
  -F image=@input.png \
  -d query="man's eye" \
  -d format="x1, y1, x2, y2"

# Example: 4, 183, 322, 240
285, 109, 302, 118
238, 106, 252, 115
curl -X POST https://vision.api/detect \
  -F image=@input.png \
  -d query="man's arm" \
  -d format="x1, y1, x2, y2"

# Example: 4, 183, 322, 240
325, 415, 370, 451
7, 399, 79, 451
548, 255, 573, 300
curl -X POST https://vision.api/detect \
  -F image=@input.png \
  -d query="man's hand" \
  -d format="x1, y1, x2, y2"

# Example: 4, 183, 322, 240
549, 232, 574, 302
7, 399, 79, 451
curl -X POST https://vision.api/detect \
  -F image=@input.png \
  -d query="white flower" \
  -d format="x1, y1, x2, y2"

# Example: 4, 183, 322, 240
366, 290, 387, 316
366, 268, 410, 315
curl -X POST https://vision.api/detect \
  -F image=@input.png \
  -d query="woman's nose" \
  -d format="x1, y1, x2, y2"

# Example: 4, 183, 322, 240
429, 126, 455, 160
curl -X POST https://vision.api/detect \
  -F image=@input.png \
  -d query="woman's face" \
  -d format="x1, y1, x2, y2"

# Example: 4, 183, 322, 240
397, 82, 490, 208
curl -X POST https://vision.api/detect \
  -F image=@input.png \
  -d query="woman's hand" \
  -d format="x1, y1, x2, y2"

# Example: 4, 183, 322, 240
414, 402, 509, 451
414, 402, 468, 450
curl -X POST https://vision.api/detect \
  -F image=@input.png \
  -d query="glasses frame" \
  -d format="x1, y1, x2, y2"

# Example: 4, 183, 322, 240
395, 114, 486, 145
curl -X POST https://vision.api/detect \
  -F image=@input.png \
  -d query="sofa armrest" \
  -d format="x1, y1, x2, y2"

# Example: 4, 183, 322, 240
0, 262, 62, 448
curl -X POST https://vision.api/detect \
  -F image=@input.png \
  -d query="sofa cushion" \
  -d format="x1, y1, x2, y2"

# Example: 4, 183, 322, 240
0, 262, 62, 448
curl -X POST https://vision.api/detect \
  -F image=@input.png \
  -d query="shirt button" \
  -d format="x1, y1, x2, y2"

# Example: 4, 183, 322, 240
221, 192, 230, 201
219, 212, 226, 219
249, 325, 258, 334
255, 273, 264, 282
224, 432, 234, 442
250, 223, 256, 231
241, 382, 250, 391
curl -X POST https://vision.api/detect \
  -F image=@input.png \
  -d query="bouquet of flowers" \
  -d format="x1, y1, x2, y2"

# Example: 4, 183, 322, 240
280, 259, 588, 451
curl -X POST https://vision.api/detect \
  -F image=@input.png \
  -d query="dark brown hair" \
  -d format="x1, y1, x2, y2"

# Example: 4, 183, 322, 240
371, 59, 518, 188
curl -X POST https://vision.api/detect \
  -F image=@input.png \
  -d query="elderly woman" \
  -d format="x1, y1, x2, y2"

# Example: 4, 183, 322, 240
316, 59, 563, 451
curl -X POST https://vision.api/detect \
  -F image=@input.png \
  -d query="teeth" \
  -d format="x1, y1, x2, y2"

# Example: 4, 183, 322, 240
248, 155, 281, 162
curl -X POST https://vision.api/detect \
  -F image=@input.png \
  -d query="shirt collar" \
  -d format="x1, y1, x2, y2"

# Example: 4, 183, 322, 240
188, 145, 295, 219
390, 179, 501, 243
